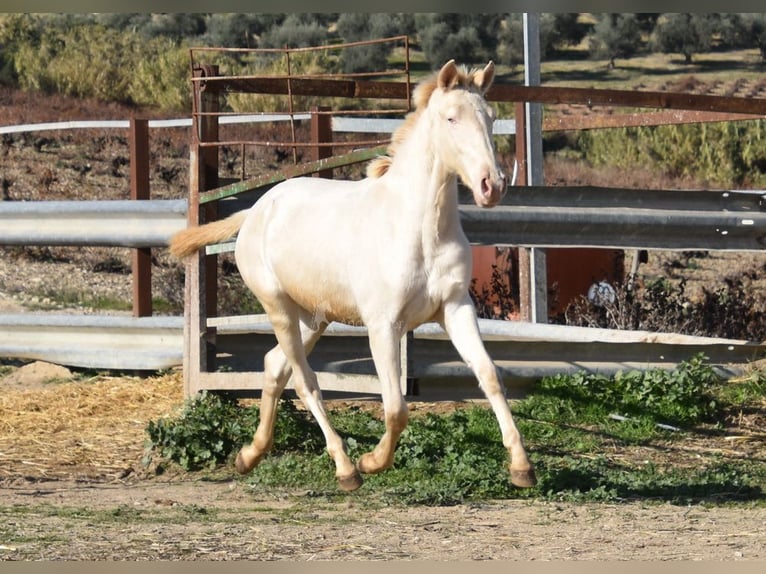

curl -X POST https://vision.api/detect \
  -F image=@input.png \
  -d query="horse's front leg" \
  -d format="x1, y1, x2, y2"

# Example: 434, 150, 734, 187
440, 294, 537, 488
357, 324, 409, 475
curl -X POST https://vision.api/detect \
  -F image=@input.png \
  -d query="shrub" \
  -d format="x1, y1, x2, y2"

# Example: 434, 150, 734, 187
524, 353, 720, 427
576, 120, 766, 187
14, 24, 137, 101
128, 36, 191, 111
144, 392, 323, 471
563, 268, 766, 342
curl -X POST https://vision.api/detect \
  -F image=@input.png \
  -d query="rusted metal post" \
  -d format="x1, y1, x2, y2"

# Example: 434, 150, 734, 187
515, 102, 531, 322
311, 106, 333, 178
185, 65, 220, 396
129, 117, 152, 317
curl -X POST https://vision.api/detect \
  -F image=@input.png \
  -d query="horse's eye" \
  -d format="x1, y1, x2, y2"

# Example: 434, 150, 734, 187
447, 117, 457, 124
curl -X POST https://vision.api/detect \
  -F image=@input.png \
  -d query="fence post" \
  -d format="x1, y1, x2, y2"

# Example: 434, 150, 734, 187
311, 106, 333, 178
185, 65, 220, 396
129, 117, 152, 317
515, 102, 532, 322
523, 12, 548, 324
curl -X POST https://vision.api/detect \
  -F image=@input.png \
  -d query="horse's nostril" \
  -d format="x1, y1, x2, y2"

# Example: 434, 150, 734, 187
482, 177, 492, 197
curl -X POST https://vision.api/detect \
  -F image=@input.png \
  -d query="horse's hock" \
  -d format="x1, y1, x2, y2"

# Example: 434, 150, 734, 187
180, 42, 766, 402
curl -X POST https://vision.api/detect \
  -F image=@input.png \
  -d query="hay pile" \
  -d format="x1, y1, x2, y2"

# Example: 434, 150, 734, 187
0, 369, 184, 481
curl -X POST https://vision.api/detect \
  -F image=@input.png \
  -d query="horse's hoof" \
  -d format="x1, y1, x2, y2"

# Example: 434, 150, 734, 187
234, 447, 260, 475
510, 468, 537, 488
337, 470, 364, 492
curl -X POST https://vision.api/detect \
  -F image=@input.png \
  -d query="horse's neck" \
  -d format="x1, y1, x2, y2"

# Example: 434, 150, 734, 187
385, 143, 462, 256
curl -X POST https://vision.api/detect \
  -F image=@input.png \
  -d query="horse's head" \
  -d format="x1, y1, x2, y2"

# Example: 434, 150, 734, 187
427, 59, 506, 208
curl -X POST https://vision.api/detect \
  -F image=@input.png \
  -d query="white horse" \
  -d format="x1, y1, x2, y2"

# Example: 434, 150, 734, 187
170, 59, 536, 491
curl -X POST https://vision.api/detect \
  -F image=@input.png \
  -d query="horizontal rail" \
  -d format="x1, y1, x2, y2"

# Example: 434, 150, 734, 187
2, 109, 759, 140
0, 314, 183, 370
0, 311, 760, 380
192, 75, 766, 115
462, 186, 766, 251
207, 315, 765, 385
461, 208, 766, 251
2, 188, 764, 252
0, 114, 312, 135
0, 199, 187, 247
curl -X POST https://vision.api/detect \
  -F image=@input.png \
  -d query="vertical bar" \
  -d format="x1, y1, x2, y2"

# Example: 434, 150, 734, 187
130, 118, 152, 318
523, 13, 548, 324
400, 331, 412, 396
515, 102, 531, 322
285, 48, 298, 164
185, 65, 220, 397
311, 106, 333, 178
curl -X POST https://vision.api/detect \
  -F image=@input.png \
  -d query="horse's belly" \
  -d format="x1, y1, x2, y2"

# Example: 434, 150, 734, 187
286, 285, 363, 327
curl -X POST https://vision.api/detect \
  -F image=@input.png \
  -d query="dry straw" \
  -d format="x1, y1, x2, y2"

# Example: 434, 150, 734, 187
0, 370, 184, 480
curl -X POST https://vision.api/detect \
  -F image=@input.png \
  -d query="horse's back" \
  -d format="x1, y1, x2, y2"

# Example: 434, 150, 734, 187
234, 176, 376, 318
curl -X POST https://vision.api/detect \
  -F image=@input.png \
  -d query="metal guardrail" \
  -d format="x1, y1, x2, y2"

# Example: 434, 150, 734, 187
2, 190, 764, 252
208, 314, 764, 384
1, 184, 765, 375
462, 187, 766, 251
0, 199, 187, 247
0, 314, 183, 370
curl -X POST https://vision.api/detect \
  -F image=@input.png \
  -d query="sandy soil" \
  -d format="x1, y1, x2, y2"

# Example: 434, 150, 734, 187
1, 474, 764, 560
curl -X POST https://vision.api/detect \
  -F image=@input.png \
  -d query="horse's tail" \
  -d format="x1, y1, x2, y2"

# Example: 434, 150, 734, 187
169, 210, 249, 259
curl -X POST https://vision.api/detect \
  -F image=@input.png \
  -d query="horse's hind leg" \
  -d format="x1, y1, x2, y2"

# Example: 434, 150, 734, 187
262, 300, 363, 491
441, 294, 537, 488
235, 316, 326, 475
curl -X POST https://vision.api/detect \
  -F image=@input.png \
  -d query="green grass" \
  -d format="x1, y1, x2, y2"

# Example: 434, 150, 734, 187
21, 288, 178, 313
144, 355, 766, 507
539, 48, 766, 90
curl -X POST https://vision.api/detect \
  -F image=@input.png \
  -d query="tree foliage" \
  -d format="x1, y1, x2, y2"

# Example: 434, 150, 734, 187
335, 13, 413, 73
5, 13, 766, 111
259, 13, 330, 49
414, 14, 502, 69
589, 13, 642, 68
651, 13, 714, 63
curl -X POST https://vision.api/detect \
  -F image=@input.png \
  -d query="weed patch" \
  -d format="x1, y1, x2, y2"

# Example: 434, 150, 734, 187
144, 357, 765, 506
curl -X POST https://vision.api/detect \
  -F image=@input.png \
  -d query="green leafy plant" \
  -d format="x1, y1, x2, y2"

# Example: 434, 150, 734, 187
521, 353, 720, 428
144, 392, 323, 471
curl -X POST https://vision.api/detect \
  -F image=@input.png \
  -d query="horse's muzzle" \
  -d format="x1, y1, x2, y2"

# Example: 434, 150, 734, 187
476, 171, 506, 208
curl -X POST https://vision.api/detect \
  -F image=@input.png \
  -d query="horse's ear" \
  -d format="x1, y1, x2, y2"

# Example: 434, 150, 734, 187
437, 59, 460, 90
473, 61, 495, 94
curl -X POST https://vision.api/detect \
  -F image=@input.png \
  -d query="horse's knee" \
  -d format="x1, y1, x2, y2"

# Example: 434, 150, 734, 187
475, 362, 506, 397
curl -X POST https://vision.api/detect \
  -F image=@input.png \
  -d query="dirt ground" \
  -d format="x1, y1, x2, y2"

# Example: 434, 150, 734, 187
0, 362, 764, 562
2, 475, 765, 561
